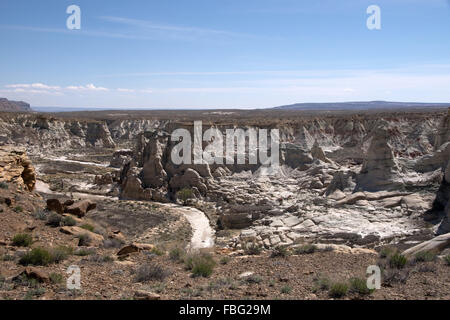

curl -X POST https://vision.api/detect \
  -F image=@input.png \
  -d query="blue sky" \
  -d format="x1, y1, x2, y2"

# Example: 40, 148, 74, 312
0, 0, 450, 109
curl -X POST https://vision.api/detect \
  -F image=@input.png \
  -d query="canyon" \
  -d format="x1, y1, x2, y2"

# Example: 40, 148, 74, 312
0, 106, 449, 300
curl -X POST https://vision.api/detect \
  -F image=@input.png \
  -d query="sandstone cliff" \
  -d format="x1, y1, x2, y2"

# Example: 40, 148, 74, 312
0, 146, 36, 191
0, 98, 32, 112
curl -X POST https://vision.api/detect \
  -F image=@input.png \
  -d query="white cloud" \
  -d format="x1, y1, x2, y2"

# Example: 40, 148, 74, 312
117, 88, 135, 93
67, 83, 109, 91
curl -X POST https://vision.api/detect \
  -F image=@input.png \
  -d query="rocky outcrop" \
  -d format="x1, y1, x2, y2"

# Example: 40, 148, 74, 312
109, 149, 133, 168
0, 146, 36, 191
402, 233, 450, 257
356, 128, 401, 191
429, 160, 450, 234
310, 140, 333, 164
0, 98, 32, 112
434, 108, 450, 149
414, 142, 450, 173
46, 198, 96, 218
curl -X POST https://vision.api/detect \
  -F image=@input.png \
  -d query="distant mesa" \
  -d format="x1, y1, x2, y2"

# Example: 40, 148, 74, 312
0, 98, 32, 112
273, 101, 450, 111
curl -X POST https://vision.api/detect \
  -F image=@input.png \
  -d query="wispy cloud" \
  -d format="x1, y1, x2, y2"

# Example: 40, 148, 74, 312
99, 16, 256, 40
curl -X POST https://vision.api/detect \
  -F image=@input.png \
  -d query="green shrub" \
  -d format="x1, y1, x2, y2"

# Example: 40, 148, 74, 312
0, 181, 8, 189
243, 242, 262, 255
281, 285, 292, 294
12, 233, 33, 247
169, 246, 185, 262
150, 246, 165, 256
46, 213, 62, 227
24, 288, 46, 300
62, 216, 77, 227
444, 255, 450, 266
271, 245, 290, 258
329, 282, 348, 298
389, 253, 408, 269
74, 248, 94, 256
103, 238, 124, 249
349, 277, 373, 295
176, 188, 194, 205
80, 224, 95, 232
50, 246, 73, 263
77, 234, 92, 246
219, 256, 231, 265
379, 247, 396, 258
185, 253, 216, 278
295, 244, 317, 255
245, 274, 263, 284
33, 210, 48, 221
14, 206, 23, 213
49, 273, 63, 284
414, 251, 436, 262
135, 263, 170, 282
19, 248, 53, 266
312, 276, 331, 292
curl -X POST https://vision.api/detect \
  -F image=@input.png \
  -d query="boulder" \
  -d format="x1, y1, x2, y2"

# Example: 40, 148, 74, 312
14, 267, 49, 283
117, 243, 155, 256
134, 290, 160, 300
402, 233, 450, 257
60, 226, 104, 246
46, 198, 64, 214
65, 200, 96, 218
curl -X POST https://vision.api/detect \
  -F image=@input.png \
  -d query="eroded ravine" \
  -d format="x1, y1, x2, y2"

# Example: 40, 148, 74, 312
35, 180, 215, 250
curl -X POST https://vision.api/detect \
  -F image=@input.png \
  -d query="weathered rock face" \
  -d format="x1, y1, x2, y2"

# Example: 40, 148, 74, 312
414, 142, 450, 173
0, 98, 31, 112
109, 149, 133, 168
356, 128, 400, 191
0, 114, 116, 153
310, 140, 332, 164
431, 160, 450, 234
435, 108, 450, 149
0, 146, 36, 191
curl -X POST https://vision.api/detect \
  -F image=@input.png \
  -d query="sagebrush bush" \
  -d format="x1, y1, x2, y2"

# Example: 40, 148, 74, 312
49, 273, 63, 284
46, 213, 62, 227
51, 246, 73, 263
77, 234, 92, 246
176, 188, 194, 205
80, 224, 95, 232
62, 216, 76, 227
169, 246, 185, 262
150, 246, 165, 256
14, 206, 23, 213
295, 244, 317, 255
219, 256, 231, 265
349, 277, 373, 295
135, 263, 170, 282
312, 276, 331, 292
33, 210, 48, 221
185, 253, 216, 278
389, 253, 408, 269
329, 282, 348, 298
281, 285, 292, 294
103, 238, 124, 249
414, 250, 436, 262
444, 255, 450, 266
12, 233, 33, 247
243, 242, 262, 255
19, 248, 53, 266
271, 245, 290, 258
74, 248, 94, 256
379, 247, 396, 258
0, 181, 8, 189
